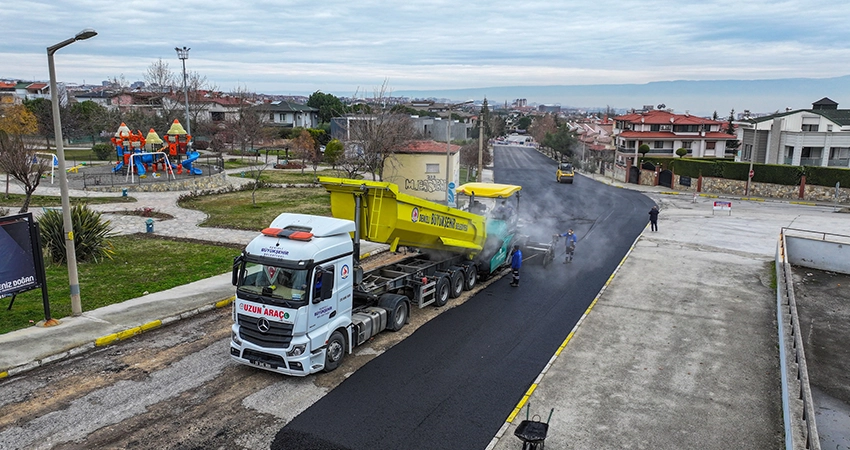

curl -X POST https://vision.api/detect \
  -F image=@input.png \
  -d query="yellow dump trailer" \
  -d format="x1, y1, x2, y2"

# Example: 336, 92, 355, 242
318, 177, 487, 254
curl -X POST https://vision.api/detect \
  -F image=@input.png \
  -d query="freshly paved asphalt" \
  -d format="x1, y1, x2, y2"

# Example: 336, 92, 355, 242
2, 150, 848, 449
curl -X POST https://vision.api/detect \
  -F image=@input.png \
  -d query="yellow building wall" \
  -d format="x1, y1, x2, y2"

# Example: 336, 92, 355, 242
383, 152, 460, 203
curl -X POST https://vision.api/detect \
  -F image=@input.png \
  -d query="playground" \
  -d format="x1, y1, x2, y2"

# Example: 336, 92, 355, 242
56, 120, 226, 191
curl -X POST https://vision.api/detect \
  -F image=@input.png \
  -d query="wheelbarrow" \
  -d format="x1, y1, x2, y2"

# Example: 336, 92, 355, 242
514, 403, 553, 450
516, 235, 556, 268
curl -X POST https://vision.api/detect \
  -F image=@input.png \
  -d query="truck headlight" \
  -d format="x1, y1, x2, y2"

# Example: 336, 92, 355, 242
231, 330, 242, 346
287, 344, 306, 357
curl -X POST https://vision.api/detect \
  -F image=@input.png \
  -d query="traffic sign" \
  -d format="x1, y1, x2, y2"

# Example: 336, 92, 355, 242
748, 169, 754, 179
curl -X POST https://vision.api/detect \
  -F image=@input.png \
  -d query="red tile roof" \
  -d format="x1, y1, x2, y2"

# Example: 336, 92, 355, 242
618, 131, 737, 140
26, 82, 48, 91
614, 109, 722, 126
398, 140, 461, 154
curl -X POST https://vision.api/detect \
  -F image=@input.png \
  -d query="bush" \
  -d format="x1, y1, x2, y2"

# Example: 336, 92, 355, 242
193, 140, 210, 150
92, 143, 114, 161
39, 204, 115, 264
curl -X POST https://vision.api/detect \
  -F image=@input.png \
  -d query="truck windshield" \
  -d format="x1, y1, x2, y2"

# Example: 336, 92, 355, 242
237, 261, 309, 307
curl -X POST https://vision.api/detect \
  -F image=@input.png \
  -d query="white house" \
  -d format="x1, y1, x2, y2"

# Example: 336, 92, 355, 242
736, 98, 850, 168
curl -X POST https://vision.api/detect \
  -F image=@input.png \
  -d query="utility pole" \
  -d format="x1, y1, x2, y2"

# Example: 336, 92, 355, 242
746, 121, 757, 196
477, 118, 484, 182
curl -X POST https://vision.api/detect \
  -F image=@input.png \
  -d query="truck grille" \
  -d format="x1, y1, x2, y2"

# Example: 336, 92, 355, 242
237, 313, 294, 348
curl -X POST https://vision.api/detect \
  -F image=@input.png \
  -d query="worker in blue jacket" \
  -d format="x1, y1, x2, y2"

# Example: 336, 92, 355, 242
510, 244, 522, 287
557, 229, 578, 263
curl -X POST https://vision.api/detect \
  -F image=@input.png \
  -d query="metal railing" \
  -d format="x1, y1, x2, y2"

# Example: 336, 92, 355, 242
776, 228, 821, 450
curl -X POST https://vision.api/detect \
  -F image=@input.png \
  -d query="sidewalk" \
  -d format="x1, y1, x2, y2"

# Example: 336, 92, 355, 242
487, 169, 850, 449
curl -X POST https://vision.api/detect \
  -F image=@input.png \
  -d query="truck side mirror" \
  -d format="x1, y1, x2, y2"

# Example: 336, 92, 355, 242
232, 255, 243, 286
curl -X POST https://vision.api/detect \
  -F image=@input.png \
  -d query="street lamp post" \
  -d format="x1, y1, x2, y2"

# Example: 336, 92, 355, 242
175, 46, 191, 136
47, 28, 97, 316
445, 100, 473, 205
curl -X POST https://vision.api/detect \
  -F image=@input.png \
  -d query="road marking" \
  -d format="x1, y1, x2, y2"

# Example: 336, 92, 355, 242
488, 227, 645, 449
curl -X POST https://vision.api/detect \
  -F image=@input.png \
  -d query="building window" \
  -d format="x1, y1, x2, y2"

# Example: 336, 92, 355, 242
654, 141, 664, 149
801, 124, 819, 132
706, 141, 716, 149
682, 141, 692, 149
425, 163, 439, 174
211, 112, 225, 122
827, 124, 833, 132
269, 113, 274, 121
650, 124, 660, 131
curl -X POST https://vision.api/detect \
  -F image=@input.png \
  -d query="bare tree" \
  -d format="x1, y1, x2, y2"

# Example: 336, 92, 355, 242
187, 71, 216, 130
459, 139, 492, 182
145, 59, 181, 120
344, 81, 416, 180
335, 141, 368, 179
291, 130, 315, 174
227, 86, 263, 156
0, 107, 49, 211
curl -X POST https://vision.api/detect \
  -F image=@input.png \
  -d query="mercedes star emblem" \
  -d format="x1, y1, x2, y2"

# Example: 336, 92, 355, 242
257, 317, 270, 333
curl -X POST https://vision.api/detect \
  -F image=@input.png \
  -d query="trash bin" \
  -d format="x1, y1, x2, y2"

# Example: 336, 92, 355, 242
122, 188, 128, 197
145, 218, 154, 233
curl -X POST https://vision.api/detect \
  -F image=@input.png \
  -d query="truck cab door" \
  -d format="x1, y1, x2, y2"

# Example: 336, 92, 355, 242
306, 265, 338, 349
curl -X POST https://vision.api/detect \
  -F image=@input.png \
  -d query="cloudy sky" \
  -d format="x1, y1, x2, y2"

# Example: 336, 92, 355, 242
2, 0, 849, 102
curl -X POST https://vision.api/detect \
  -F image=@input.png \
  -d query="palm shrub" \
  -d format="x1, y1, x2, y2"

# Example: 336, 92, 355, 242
40, 204, 115, 264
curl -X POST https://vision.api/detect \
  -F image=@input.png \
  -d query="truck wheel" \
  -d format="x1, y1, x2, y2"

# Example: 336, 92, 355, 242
323, 331, 345, 373
449, 270, 464, 298
389, 298, 408, 331
463, 265, 477, 290
433, 276, 451, 307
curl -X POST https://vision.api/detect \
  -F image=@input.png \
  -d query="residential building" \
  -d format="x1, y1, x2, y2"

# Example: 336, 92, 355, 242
736, 97, 850, 168
255, 101, 319, 129
612, 109, 737, 167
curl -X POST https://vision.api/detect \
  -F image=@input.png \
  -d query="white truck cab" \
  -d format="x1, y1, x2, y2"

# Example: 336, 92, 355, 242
230, 213, 356, 375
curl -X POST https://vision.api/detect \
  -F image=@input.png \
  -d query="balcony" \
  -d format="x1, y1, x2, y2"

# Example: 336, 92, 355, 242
800, 158, 822, 166
828, 158, 850, 167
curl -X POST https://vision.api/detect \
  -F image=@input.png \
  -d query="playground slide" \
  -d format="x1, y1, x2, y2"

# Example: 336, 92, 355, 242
112, 162, 124, 173
134, 159, 146, 176
182, 151, 203, 175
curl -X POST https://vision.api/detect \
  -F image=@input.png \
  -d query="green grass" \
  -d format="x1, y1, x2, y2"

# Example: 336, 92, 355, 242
230, 168, 347, 185
0, 194, 136, 208
0, 235, 241, 335
179, 186, 332, 230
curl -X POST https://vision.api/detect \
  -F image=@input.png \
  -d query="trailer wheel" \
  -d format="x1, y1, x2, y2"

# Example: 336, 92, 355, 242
433, 276, 451, 307
323, 331, 345, 372
463, 265, 477, 290
449, 270, 464, 298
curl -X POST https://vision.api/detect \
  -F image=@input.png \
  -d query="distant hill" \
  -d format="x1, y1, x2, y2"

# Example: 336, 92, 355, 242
394, 75, 850, 117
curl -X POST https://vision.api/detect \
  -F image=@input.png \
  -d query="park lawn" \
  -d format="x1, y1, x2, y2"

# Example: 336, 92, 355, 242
179, 186, 332, 230
229, 168, 348, 185
0, 193, 136, 208
0, 234, 241, 335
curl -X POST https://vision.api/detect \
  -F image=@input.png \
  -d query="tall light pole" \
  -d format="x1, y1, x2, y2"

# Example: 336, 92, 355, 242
175, 46, 191, 137
47, 28, 97, 316
445, 100, 473, 205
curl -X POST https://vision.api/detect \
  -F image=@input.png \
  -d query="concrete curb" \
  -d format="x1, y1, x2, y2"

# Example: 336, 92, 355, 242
485, 224, 648, 450
0, 296, 235, 379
